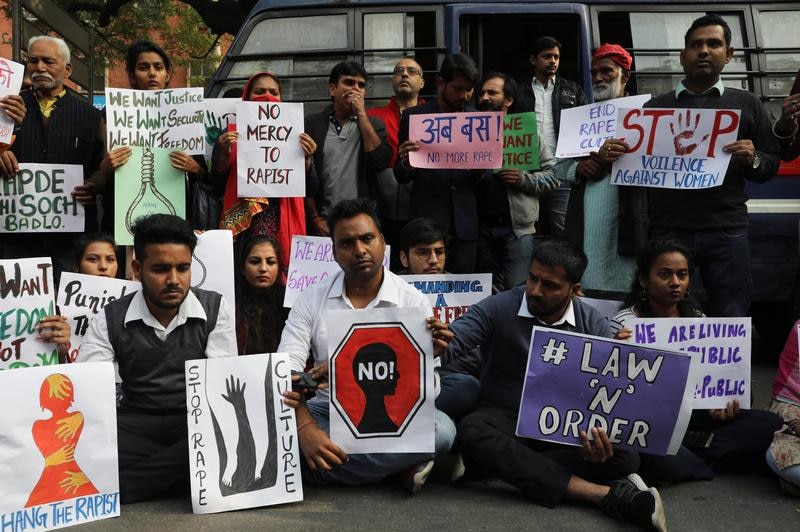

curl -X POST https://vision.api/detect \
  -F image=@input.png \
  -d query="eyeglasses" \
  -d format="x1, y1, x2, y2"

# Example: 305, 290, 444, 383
412, 247, 446, 260
393, 66, 421, 76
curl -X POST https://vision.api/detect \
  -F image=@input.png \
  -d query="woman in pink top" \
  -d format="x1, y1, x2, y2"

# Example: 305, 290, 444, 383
767, 321, 800, 495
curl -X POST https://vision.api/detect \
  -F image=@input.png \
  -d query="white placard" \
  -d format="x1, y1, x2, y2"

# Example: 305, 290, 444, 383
401, 273, 492, 324
0, 363, 120, 530
192, 230, 236, 311
236, 101, 305, 198
203, 98, 238, 166
0, 57, 25, 144
185, 353, 303, 514
0, 164, 85, 233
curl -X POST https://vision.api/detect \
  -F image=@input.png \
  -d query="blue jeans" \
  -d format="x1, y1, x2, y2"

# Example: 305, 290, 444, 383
650, 227, 753, 317
477, 224, 534, 290
301, 397, 455, 485
538, 181, 570, 237
436, 373, 481, 421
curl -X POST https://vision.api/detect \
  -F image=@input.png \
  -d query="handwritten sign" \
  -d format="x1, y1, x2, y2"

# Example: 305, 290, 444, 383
105, 87, 205, 155
555, 94, 650, 158
328, 307, 435, 454
283, 236, 390, 308
401, 273, 492, 324
204, 98, 237, 167
0, 258, 58, 370
0, 164, 85, 232
409, 112, 503, 169
503, 112, 539, 170
192, 230, 235, 311
236, 101, 305, 198
114, 147, 186, 246
56, 273, 140, 363
623, 317, 752, 409
0, 57, 24, 144
516, 328, 695, 455
0, 363, 119, 531
611, 107, 740, 189
185, 353, 302, 513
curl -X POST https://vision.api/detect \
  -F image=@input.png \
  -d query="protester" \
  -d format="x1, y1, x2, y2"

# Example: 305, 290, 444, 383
766, 320, 800, 496
773, 87, 800, 161
515, 36, 587, 237
305, 62, 391, 236
448, 238, 664, 531
212, 71, 317, 268
475, 71, 560, 289
78, 214, 236, 503
613, 238, 782, 483
555, 44, 647, 299
72, 233, 119, 278
235, 235, 288, 354
278, 198, 455, 494
396, 54, 482, 273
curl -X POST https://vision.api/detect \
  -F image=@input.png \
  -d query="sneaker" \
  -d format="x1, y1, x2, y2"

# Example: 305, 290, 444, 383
401, 459, 435, 494
601, 473, 666, 531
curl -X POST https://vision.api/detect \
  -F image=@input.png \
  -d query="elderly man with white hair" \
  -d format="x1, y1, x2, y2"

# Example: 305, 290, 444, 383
1, 36, 105, 274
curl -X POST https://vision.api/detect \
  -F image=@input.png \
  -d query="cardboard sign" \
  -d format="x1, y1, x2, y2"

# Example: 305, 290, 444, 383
185, 353, 302, 514
401, 273, 492, 324
0, 363, 119, 530
327, 307, 435, 454
56, 273, 140, 363
0, 57, 25, 144
114, 146, 186, 246
623, 318, 752, 409
0, 164, 85, 233
236, 101, 305, 198
0, 258, 58, 369
555, 94, 651, 158
516, 328, 695, 455
283, 236, 390, 308
105, 87, 205, 155
203, 98, 238, 167
611, 107, 740, 189
503, 112, 539, 170
409, 112, 503, 169
192, 230, 235, 312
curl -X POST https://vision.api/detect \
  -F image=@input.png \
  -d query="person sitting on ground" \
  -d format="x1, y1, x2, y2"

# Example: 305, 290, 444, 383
766, 319, 800, 496
448, 238, 665, 531
613, 237, 782, 484
235, 235, 289, 354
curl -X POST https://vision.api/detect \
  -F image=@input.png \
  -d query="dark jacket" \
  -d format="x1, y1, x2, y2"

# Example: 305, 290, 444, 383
515, 77, 588, 136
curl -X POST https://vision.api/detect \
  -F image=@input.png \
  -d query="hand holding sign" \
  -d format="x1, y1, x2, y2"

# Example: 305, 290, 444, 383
1, 94, 26, 125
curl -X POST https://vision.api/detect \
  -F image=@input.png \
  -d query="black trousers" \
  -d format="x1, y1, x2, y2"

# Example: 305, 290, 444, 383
458, 405, 639, 507
117, 412, 188, 504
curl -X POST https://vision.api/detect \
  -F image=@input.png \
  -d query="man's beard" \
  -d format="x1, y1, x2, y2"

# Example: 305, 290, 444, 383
592, 76, 623, 102
31, 73, 57, 90
477, 99, 504, 112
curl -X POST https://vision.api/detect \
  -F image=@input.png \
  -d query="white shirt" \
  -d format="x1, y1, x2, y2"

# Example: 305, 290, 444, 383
532, 76, 557, 154
517, 293, 576, 327
78, 289, 237, 362
278, 267, 432, 400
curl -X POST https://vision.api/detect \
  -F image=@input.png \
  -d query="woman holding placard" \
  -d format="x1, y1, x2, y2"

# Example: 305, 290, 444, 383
613, 238, 781, 484
212, 72, 318, 271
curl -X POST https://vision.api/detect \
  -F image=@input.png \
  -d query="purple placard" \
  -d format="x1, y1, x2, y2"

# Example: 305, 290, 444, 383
516, 327, 695, 455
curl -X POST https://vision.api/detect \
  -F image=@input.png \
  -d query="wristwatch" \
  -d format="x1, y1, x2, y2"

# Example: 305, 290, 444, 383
751, 152, 761, 169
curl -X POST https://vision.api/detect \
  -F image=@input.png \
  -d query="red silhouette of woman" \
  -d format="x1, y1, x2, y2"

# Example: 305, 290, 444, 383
26, 374, 98, 507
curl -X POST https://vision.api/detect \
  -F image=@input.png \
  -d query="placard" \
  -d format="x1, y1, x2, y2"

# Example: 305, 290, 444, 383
283, 235, 390, 308
105, 87, 205, 155
0, 57, 25, 144
236, 101, 305, 198
503, 112, 539, 169
185, 353, 302, 514
1, 164, 85, 233
327, 307, 435, 454
623, 317, 752, 409
0, 363, 119, 531
401, 273, 492, 324
409, 112, 503, 169
611, 107, 740, 189
56, 273, 140, 363
516, 328, 695, 456
203, 98, 238, 166
555, 94, 650, 158
114, 146, 186, 246
0, 257, 58, 369
192, 230, 235, 311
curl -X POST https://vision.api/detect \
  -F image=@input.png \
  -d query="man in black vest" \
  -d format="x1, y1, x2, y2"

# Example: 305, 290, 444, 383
79, 214, 236, 503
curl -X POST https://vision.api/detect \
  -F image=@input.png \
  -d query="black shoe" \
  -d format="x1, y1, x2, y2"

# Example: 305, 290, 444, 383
601, 473, 666, 531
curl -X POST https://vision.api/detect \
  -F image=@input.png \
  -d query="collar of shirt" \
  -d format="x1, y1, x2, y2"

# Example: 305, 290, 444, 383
532, 76, 556, 91
36, 88, 67, 119
517, 293, 576, 327
327, 268, 400, 309
329, 110, 358, 135
675, 79, 725, 98
124, 289, 207, 335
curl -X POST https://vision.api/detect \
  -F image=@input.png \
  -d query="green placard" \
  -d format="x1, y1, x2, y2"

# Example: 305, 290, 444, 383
503, 112, 540, 170
114, 146, 186, 245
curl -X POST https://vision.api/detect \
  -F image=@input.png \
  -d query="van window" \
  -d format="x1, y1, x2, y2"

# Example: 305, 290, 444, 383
241, 15, 348, 54
756, 9, 800, 119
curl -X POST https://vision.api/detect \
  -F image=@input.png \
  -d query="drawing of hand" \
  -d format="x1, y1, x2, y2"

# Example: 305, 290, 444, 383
55, 412, 84, 442
48, 374, 73, 401
45, 444, 76, 466
669, 110, 710, 155
221, 375, 247, 410
59, 471, 90, 495
222, 472, 233, 487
